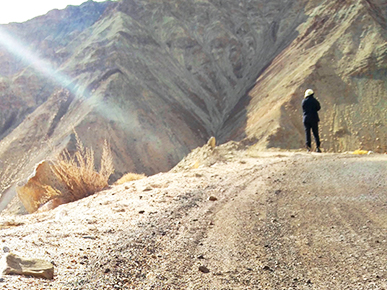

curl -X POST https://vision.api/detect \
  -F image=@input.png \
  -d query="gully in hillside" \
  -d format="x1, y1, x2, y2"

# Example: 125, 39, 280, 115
302, 89, 321, 153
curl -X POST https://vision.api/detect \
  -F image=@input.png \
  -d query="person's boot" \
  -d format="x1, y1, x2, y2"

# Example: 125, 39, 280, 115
316, 147, 322, 153
306, 146, 311, 152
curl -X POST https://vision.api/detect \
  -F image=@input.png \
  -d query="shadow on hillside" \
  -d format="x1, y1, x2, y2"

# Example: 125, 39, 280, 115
217, 92, 252, 145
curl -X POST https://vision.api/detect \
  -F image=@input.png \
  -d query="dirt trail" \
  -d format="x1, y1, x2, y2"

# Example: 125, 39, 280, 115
1, 149, 387, 289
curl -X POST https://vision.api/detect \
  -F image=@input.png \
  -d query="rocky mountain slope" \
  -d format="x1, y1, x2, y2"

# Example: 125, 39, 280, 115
0, 0, 386, 209
231, 0, 387, 152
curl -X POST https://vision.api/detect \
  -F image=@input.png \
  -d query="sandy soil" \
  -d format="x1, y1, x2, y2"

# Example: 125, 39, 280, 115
1, 145, 387, 289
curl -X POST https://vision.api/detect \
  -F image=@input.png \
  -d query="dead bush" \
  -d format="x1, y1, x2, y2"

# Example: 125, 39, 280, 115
115, 173, 146, 185
17, 132, 114, 213
51, 132, 114, 202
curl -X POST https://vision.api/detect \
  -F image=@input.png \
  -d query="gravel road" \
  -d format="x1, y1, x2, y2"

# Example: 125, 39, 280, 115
1, 148, 387, 289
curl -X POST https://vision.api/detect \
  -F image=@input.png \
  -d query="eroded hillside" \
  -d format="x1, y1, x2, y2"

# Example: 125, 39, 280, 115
0, 0, 306, 196
232, 0, 387, 153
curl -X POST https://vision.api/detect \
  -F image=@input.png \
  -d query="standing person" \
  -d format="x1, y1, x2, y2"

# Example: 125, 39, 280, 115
302, 89, 321, 152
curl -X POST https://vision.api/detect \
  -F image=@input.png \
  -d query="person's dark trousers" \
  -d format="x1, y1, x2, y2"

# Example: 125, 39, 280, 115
304, 121, 320, 148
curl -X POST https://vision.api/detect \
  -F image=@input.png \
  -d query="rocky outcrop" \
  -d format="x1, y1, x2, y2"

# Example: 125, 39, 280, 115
16, 161, 72, 213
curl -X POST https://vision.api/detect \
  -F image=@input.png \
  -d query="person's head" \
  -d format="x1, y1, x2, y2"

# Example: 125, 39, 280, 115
304, 89, 314, 98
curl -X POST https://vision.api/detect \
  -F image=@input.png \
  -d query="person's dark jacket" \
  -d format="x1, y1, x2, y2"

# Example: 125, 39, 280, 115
302, 94, 321, 123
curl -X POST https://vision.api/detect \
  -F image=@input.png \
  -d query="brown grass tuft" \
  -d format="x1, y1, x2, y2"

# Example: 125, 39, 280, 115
51, 131, 114, 202
17, 132, 115, 213
115, 173, 146, 185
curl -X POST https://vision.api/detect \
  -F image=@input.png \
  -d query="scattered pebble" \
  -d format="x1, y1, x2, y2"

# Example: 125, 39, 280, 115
199, 266, 210, 273
262, 265, 273, 272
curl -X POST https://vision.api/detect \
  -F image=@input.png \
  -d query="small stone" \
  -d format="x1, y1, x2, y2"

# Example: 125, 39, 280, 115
0, 253, 54, 279
199, 266, 210, 273
262, 265, 273, 272
143, 186, 153, 192
104, 268, 111, 273
197, 255, 204, 259
208, 196, 218, 201
0, 278, 3, 282
138, 210, 145, 214
3, 247, 9, 253
82, 236, 97, 240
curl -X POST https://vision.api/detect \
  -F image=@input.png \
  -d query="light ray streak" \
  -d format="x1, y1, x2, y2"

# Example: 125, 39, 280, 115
0, 26, 84, 95
0, 25, 162, 147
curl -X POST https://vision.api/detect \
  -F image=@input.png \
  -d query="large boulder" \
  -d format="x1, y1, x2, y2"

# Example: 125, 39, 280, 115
16, 160, 72, 213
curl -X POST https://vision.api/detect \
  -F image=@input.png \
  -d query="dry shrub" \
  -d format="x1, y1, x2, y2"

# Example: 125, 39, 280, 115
17, 133, 114, 213
51, 131, 114, 202
115, 173, 146, 185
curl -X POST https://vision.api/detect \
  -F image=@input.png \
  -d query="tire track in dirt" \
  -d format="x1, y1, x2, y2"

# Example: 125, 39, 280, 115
70, 152, 387, 289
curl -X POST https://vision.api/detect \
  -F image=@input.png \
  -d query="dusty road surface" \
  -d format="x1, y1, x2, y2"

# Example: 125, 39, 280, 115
1, 145, 387, 289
